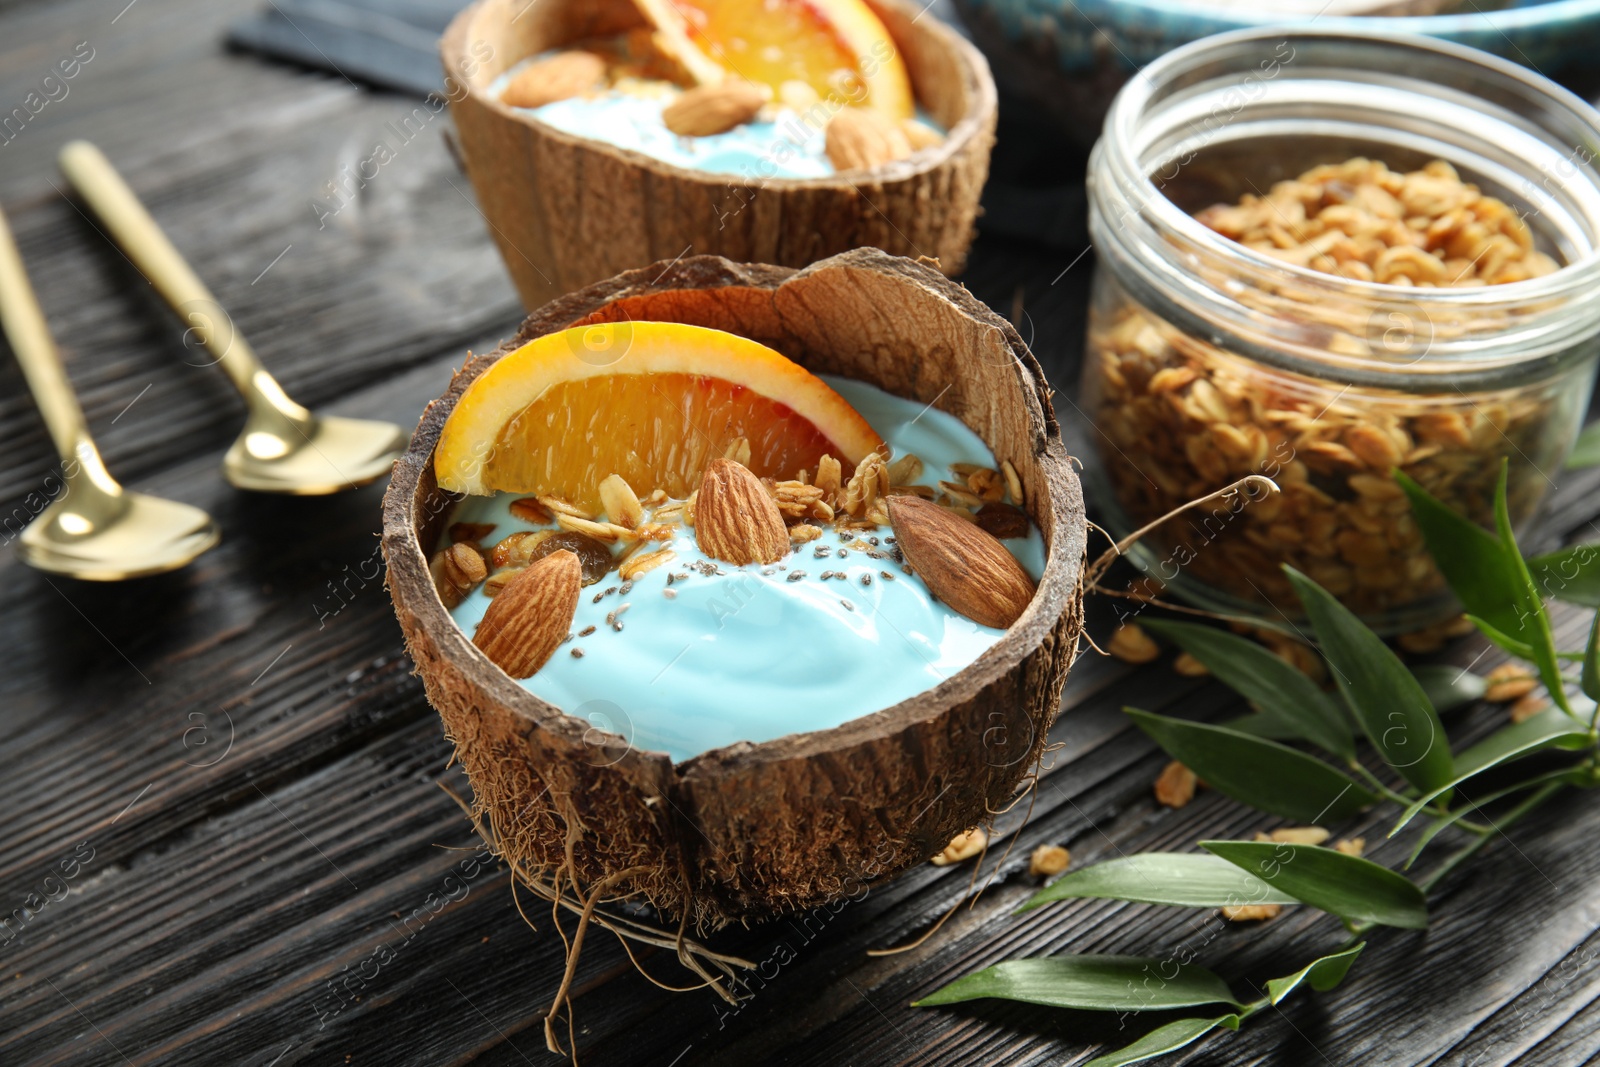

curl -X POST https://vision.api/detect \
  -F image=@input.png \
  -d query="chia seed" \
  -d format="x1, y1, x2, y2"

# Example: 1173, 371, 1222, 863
841, 599, 855, 611
814, 545, 831, 558
861, 574, 872, 586
663, 588, 677, 600
619, 580, 633, 595
885, 537, 896, 544
868, 536, 880, 546
762, 568, 775, 576
579, 625, 597, 636
787, 571, 806, 582
571, 648, 584, 659
837, 549, 849, 559
902, 565, 913, 575
881, 570, 894, 581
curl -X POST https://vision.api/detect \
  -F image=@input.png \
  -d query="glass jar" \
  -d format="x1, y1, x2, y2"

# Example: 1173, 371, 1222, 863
1081, 28, 1600, 632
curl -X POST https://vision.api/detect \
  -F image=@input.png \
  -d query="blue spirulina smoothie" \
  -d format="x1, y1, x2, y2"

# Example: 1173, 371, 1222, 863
444, 377, 1042, 763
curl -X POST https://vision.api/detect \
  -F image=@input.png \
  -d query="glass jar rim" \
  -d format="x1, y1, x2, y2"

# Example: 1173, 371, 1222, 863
1093, 27, 1600, 386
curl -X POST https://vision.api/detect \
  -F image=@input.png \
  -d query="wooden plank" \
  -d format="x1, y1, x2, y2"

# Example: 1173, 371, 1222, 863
0, 0, 523, 513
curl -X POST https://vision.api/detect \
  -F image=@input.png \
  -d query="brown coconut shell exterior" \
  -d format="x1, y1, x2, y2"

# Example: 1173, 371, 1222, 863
439, 0, 998, 310
382, 249, 1086, 925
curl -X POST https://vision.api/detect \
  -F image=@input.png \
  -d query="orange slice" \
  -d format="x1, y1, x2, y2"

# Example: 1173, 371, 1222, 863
634, 0, 913, 121
434, 321, 885, 510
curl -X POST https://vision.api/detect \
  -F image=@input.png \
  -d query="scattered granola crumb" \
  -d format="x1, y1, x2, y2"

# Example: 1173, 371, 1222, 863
1172, 652, 1209, 677
1154, 760, 1198, 808
1029, 844, 1070, 878
1109, 623, 1161, 664
901, 565, 912, 575
1509, 693, 1549, 723
1334, 837, 1366, 857
579, 625, 596, 637
930, 827, 987, 866
1268, 826, 1329, 845
1485, 663, 1536, 702
1221, 903, 1282, 922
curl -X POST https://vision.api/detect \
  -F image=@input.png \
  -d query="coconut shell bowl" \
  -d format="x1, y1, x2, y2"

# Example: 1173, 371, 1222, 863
381, 249, 1086, 928
439, 0, 998, 311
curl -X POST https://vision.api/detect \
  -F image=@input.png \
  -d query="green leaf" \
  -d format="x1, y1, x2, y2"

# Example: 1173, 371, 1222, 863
1020, 854, 1300, 911
1390, 709, 1591, 834
1409, 664, 1488, 713
1125, 709, 1376, 823
1527, 543, 1600, 607
1565, 420, 1600, 468
912, 956, 1241, 1012
1466, 614, 1535, 660
1493, 465, 1568, 715
1405, 767, 1586, 868
1202, 841, 1429, 929
1584, 611, 1600, 703
1396, 470, 1524, 638
1264, 944, 1366, 1004
1083, 1015, 1241, 1067
1284, 567, 1455, 793
1223, 714, 1302, 740
1143, 619, 1354, 759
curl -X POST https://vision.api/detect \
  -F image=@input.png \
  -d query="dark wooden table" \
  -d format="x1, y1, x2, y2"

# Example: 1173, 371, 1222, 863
4, 2, 1600, 1064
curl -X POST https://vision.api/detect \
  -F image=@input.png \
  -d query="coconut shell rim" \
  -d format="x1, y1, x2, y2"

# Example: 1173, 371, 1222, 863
381, 249, 1084, 783
438, 0, 1000, 190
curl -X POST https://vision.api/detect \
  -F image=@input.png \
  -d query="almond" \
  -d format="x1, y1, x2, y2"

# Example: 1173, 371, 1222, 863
662, 80, 766, 137
887, 495, 1035, 629
695, 458, 788, 565
825, 107, 912, 172
501, 51, 606, 110
472, 550, 580, 678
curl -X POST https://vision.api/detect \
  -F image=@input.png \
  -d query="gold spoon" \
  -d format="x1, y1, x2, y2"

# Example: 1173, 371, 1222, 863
0, 201, 218, 580
58, 141, 407, 495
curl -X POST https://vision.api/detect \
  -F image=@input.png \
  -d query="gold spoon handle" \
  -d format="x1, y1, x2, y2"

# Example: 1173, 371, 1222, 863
0, 200, 122, 498
57, 140, 310, 428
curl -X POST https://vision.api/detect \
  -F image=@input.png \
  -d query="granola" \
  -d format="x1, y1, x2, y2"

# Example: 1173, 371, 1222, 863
1086, 158, 1580, 620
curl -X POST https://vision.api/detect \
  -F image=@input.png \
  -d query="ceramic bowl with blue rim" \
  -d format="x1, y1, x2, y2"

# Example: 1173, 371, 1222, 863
953, 0, 1600, 144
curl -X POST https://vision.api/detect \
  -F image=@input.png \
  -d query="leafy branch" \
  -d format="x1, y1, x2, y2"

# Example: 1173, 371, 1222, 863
913, 465, 1600, 1065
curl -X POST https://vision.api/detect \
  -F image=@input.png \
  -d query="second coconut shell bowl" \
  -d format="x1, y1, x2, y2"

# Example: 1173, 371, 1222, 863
439, 0, 999, 310
382, 249, 1086, 925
